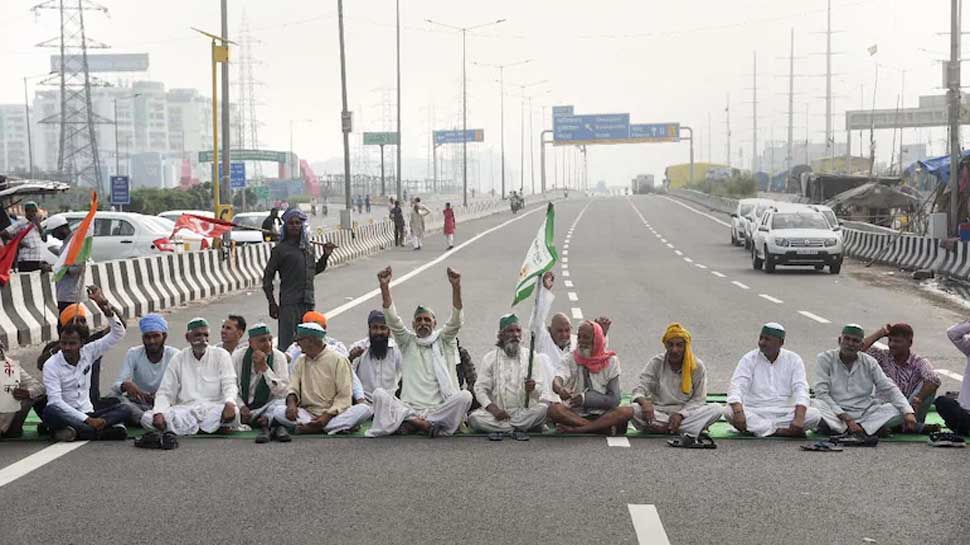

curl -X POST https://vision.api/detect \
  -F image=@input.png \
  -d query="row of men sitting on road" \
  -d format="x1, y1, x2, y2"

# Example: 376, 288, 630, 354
2, 269, 969, 449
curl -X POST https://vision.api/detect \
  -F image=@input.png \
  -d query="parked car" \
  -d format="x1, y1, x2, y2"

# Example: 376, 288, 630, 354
741, 199, 775, 250
43, 211, 183, 262
751, 205, 843, 274
730, 198, 763, 247
231, 211, 271, 244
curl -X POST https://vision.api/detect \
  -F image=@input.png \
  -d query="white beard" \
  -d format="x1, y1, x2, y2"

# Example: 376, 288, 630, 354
503, 341, 521, 359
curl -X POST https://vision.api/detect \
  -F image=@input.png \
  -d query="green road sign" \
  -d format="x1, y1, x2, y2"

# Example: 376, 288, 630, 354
198, 149, 288, 163
363, 132, 400, 146
253, 186, 271, 200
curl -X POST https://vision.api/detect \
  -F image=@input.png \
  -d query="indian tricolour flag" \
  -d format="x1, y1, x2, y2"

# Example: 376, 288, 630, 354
512, 203, 558, 307
53, 192, 97, 282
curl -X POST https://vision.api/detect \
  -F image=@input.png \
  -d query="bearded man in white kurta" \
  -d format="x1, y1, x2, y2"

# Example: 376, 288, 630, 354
468, 314, 548, 440
232, 323, 290, 443
725, 323, 821, 437
366, 266, 473, 438
140, 318, 239, 447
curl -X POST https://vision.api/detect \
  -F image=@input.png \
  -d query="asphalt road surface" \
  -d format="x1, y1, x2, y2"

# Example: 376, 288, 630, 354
2, 194, 968, 545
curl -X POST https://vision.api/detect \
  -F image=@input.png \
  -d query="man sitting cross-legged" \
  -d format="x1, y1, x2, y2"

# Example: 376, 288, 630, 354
467, 313, 549, 441
548, 320, 625, 435
137, 318, 239, 450
270, 322, 372, 435
232, 323, 290, 443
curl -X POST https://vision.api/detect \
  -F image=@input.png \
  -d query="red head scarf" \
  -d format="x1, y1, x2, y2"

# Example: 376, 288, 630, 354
572, 320, 615, 374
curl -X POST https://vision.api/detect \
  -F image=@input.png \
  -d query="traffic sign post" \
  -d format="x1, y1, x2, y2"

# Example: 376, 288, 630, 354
110, 175, 130, 209
431, 130, 485, 193
363, 132, 400, 195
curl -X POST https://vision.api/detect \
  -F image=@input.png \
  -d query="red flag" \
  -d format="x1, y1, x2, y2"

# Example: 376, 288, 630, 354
171, 214, 234, 239
0, 223, 35, 285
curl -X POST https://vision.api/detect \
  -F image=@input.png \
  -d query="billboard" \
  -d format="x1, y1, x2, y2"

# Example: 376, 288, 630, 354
50, 53, 150, 73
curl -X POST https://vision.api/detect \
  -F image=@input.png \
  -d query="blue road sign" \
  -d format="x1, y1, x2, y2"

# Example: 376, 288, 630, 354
553, 113, 630, 143
219, 162, 247, 189
433, 129, 485, 145
630, 123, 680, 142
110, 175, 130, 206
552, 105, 574, 119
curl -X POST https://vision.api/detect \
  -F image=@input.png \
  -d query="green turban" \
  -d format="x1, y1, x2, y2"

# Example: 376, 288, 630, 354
760, 322, 786, 340
499, 313, 519, 331
842, 324, 865, 338
187, 317, 209, 332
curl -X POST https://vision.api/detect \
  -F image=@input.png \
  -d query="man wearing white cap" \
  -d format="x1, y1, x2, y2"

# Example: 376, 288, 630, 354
232, 323, 290, 443
366, 266, 473, 437
46, 214, 84, 313
270, 322, 373, 435
725, 323, 821, 437
814, 324, 916, 437
137, 318, 239, 449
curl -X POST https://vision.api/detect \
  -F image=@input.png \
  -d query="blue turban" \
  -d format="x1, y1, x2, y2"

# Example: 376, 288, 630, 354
367, 310, 385, 325
280, 207, 309, 247
139, 313, 168, 335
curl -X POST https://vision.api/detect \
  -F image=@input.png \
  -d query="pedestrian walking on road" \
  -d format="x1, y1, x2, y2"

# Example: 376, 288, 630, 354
390, 199, 406, 247
263, 208, 336, 350
443, 202, 456, 250
261, 208, 282, 242
410, 198, 430, 250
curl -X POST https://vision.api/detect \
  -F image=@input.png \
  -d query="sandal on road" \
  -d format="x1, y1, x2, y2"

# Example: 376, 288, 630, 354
800, 440, 843, 452
133, 431, 162, 450
832, 433, 878, 447
667, 434, 717, 449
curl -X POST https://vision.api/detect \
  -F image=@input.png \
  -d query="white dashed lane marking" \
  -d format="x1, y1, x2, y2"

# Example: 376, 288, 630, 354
674, 250, 683, 256
607, 437, 630, 448
732, 281, 750, 290
628, 504, 671, 545
683, 257, 693, 263
571, 307, 584, 320
712, 271, 726, 278
759, 294, 784, 304
564, 280, 574, 288
567, 292, 579, 302
798, 311, 831, 324
695, 264, 708, 269
562, 271, 570, 277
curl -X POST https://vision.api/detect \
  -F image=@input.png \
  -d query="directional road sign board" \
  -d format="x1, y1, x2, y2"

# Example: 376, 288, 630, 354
552, 105, 574, 119
219, 162, 247, 189
630, 123, 680, 142
363, 132, 400, 146
199, 149, 287, 163
553, 113, 630, 145
110, 175, 130, 206
433, 129, 485, 145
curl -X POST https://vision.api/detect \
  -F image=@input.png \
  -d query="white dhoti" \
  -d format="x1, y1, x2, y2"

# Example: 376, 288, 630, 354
141, 401, 242, 436
467, 405, 548, 433
632, 403, 723, 436
268, 404, 373, 435
722, 405, 822, 437
366, 388, 472, 437
247, 398, 286, 422
813, 399, 902, 436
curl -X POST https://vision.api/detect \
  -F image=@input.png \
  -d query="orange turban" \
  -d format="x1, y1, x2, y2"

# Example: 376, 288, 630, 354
59, 303, 89, 327
302, 311, 327, 328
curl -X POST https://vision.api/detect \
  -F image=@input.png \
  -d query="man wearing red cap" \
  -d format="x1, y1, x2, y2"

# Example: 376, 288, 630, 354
862, 323, 941, 433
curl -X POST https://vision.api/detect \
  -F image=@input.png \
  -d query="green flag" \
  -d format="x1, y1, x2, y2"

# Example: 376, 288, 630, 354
512, 203, 558, 307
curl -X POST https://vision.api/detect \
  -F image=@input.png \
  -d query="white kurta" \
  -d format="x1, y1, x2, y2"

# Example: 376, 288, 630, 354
556, 352, 621, 417
141, 346, 240, 436
725, 348, 820, 437
232, 347, 290, 419
813, 349, 913, 435
467, 348, 548, 433
532, 286, 573, 404
349, 337, 402, 401
630, 353, 722, 436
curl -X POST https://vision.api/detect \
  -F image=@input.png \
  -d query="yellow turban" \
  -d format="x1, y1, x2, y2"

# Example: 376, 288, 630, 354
662, 323, 696, 395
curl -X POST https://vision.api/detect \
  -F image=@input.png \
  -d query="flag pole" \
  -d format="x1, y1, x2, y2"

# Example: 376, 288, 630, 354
524, 275, 541, 408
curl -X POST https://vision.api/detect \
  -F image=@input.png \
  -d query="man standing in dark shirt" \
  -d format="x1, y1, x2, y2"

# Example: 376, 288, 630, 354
262, 208, 336, 351
390, 199, 405, 247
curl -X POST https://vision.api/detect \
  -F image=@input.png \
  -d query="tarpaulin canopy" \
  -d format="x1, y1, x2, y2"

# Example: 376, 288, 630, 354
825, 181, 920, 209
904, 149, 970, 182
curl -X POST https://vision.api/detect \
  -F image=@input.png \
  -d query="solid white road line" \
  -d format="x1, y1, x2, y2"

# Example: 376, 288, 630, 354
798, 310, 831, 324
571, 307, 584, 320
0, 441, 88, 489
939, 369, 965, 382
568, 292, 579, 302
674, 250, 683, 256
711, 271, 726, 278
659, 195, 732, 228
732, 281, 750, 290
759, 294, 784, 304
324, 201, 554, 320
607, 437, 630, 447
627, 504, 672, 545
564, 280, 574, 288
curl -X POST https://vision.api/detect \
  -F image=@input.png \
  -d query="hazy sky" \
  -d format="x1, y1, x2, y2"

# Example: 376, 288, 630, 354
0, 0, 960, 189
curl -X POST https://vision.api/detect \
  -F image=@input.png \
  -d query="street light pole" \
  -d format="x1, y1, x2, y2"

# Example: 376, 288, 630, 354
395, 0, 403, 203
220, 0, 232, 212
426, 17, 507, 205
472, 58, 530, 199
23, 77, 33, 179
338, 0, 353, 229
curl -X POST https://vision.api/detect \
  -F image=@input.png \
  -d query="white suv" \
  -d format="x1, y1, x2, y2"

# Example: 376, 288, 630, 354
730, 198, 760, 247
751, 206, 843, 274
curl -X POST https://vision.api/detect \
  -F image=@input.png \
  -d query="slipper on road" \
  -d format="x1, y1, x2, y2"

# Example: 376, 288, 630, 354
800, 440, 843, 452
667, 434, 717, 449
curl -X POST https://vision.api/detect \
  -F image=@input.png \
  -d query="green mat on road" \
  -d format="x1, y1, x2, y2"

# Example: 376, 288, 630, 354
6, 394, 951, 444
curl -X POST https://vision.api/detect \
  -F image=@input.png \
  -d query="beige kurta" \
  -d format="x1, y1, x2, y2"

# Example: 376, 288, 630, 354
288, 347, 353, 417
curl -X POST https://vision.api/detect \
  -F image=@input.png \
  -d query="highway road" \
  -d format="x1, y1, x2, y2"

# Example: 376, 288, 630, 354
2, 195, 968, 545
